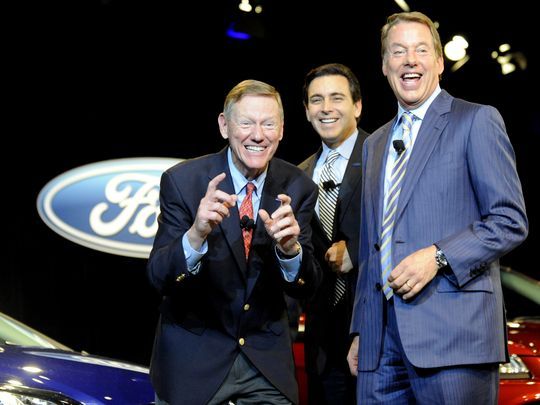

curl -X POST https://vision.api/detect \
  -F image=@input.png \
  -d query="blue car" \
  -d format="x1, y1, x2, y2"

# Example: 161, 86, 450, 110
0, 311, 155, 404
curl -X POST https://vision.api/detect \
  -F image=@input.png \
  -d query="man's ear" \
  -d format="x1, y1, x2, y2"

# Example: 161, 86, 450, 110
305, 105, 311, 123
218, 113, 229, 139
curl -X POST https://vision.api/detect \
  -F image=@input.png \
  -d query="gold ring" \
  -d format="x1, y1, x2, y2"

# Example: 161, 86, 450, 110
406, 280, 413, 288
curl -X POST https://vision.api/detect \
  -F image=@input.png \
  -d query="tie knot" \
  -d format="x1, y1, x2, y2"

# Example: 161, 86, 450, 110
245, 182, 256, 196
401, 111, 415, 130
325, 150, 340, 166
400, 111, 415, 144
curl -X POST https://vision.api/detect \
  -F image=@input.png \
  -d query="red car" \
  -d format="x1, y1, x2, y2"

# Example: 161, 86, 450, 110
500, 316, 540, 404
292, 268, 540, 405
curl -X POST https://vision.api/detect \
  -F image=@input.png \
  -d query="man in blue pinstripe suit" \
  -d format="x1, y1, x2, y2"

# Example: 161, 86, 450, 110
347, 11, 528, 404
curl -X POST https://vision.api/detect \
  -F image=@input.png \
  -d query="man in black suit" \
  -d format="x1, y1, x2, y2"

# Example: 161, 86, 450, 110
298, 63, 368, 405
147, 79, 322, 405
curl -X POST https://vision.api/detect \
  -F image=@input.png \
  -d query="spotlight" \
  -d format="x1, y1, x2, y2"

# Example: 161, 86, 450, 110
444, 35, 469, 72
491, 44, 527, 75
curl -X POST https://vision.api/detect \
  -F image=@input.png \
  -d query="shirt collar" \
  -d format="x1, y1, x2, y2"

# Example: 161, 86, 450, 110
397, 85, 442, 122
227, 148, 267, 194
320, 129, 358, 162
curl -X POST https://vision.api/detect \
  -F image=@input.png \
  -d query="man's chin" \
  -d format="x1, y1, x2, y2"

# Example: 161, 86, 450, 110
245, 160, 271, 176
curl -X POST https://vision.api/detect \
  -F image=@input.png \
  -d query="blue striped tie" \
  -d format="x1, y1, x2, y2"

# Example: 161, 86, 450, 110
381, 112, 415, 299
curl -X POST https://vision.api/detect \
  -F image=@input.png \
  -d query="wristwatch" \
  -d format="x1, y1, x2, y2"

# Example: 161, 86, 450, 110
434, 244, 448, 270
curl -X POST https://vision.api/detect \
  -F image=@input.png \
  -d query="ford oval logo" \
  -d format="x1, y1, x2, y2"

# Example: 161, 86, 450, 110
37, 158, 182, 258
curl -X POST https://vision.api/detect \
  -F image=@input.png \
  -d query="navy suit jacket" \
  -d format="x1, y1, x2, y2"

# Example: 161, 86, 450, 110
147, 148, 322, 405
298, 128, 368, 374
351, 90, 528, 370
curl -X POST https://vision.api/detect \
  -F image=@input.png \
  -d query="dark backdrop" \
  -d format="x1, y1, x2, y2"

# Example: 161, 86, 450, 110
5, 0, 538, 366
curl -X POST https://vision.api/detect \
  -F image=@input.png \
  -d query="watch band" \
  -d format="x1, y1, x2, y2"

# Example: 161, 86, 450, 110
276, 242, 301, 259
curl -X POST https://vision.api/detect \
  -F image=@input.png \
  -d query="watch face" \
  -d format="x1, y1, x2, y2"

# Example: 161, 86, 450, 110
436, 249, 448, 268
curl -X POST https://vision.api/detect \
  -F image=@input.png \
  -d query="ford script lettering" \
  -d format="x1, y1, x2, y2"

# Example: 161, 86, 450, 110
37, 158, 182, 258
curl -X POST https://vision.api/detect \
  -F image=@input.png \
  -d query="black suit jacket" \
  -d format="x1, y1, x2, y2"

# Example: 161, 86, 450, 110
298, 129, 368, 375
147, 148, 322, 405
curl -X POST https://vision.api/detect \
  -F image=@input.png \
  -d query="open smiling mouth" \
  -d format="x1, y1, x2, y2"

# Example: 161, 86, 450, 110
245, 145, 266, 152
401, 73, 422, 82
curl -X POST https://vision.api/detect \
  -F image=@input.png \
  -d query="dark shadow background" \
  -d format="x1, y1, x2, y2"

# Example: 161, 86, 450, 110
5, 0, 538, 366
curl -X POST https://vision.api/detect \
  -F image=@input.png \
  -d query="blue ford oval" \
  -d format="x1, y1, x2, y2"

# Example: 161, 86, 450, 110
36, 158, 181, 258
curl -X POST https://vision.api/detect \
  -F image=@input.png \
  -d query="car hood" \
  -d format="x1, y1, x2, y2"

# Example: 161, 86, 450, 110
507, 317, 540, 356
0, 345, 154, 404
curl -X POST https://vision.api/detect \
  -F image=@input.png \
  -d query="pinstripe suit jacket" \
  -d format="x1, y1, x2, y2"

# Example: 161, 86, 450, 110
351, 90, 528, 370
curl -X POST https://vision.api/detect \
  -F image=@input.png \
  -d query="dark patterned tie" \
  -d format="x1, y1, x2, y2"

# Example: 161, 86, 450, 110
381, 111, 415, 299
239, 182, 255, 259
317, 150, 346, 306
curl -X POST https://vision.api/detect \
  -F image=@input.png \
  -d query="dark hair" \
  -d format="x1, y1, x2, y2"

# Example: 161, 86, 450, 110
303, 63, 362, 107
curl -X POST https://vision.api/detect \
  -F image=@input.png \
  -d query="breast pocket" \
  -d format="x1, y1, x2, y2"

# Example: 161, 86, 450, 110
423, 151, 455, 170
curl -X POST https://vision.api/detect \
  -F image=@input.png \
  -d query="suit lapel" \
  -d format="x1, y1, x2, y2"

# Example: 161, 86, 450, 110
370, 122, 394, 234
214, 149, 248, 278
395, 91, 453, 223
246, 161, 286, 297
302, 149, 327, 239
337, 130, 366, 226
303, 149, 320, 178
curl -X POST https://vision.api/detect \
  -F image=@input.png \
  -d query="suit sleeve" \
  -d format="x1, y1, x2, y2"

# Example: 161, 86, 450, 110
282, 182, 323, 299
436, 105, 528, 287
350, 140, 370, 334
147, 170, 193, 294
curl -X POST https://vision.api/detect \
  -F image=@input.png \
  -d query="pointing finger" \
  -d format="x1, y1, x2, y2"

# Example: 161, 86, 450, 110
258, 209, 271, 225
276, 193, 291, 206
205, 172, 227, 197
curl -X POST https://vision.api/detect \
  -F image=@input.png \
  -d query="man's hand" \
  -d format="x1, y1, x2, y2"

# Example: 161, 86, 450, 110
347, 335, 359, 376
187, 173, 237, 250
325, 240, 353, 274
388, 245, 439, 300
259, 194, 300, 255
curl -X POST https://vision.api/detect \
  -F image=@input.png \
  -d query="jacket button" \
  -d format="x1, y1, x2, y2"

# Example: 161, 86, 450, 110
176, 274, 186, 282
239, 338, 245, 346
374, 243, 380, 251
297, 278, 305, 286
243, 304, 250, 311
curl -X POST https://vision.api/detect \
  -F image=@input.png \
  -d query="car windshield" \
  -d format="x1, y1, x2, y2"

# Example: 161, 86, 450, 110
0, 311, 73, 350
501, 266, 540, 319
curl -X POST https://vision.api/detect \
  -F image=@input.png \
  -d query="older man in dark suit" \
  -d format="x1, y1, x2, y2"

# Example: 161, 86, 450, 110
147, 79, 321, 405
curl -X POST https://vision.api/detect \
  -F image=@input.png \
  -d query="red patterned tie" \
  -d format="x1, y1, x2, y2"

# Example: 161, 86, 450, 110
239, 182, 255, 259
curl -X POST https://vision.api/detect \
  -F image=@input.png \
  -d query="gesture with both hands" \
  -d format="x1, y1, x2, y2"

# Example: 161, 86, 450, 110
187, 172, 300, 256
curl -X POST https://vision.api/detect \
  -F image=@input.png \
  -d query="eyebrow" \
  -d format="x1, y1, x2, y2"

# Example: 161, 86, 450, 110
390, 41, 431, 48
309, 91, 346, 99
